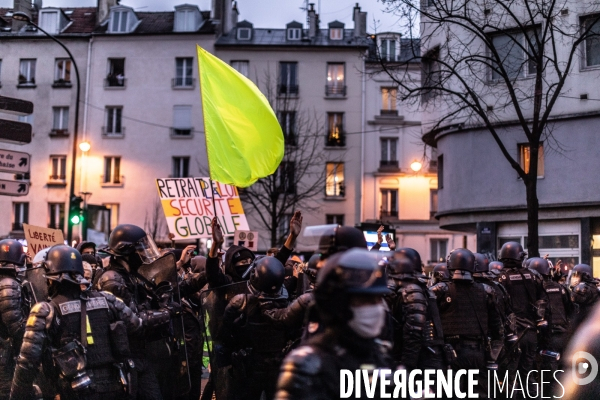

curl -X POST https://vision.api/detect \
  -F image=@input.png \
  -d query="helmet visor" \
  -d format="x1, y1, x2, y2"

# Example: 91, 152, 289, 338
135, 235, 161, 264
569, 273, 581, 288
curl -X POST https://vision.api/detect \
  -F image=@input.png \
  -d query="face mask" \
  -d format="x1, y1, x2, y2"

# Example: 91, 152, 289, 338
347, 302, 386, 339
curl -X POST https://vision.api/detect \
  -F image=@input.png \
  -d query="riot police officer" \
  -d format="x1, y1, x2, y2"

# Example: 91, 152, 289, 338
275, 248, 393, 399
10, 245, 141, 400
96, 224, 181, 400
488, 260, 504, 279
428, 263, 449, 287
528, 257, 573, 372
569, 263, 599, 329
387, 248, 445, 370
221, 257, 289, 400
431, 248, 504, 396
0, 239, 27, 399
496, 242, 547, 388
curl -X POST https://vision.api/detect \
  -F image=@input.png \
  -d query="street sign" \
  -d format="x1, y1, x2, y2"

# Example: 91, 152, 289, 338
0, 96, 34, 145
0, 179, 29, 196
0, 149, 30, 174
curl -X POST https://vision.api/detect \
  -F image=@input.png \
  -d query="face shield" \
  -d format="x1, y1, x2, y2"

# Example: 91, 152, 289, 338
135, 235, 161, 264
569, 272, 581, 288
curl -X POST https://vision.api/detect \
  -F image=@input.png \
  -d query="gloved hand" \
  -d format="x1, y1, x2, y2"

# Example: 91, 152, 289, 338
165, 301, 182, 317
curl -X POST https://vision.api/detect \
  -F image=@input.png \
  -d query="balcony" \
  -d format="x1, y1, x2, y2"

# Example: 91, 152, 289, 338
48, 174, 67, 187
102, 126, 125, 138
17, 76, 36, 88
170, 127, 194, 138
325, 84, 346, 97
325, 132, 346, 147
52, 79, 72, 88
49, 129, 69, 138
277, 84, 299, 96
12, 222, 25, 231
104, 76, 126, 89
380, 210, 399, 221
378, 160, 400, 172
380, 109, 398, 116
172, 77, 195, 89
101, 175, 125, 187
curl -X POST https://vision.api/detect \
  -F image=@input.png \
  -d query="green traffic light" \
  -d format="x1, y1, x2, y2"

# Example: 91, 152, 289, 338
70, 214, 82, 225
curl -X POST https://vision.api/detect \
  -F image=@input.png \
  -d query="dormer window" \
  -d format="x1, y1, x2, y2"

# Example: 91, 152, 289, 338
39, 10, 59, 34
108, 7, 139, 34
112, 11, 128, 32
378, 35, 401, 62
330, 28, 343, 40
238, 27, 251, 40
288, 28, 301, 40
174, 5, 202, 32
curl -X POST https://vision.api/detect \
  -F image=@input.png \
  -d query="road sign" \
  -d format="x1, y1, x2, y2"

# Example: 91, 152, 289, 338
0, 149, 30, 174
0, 96, 34, 145
0, 179, 29, 196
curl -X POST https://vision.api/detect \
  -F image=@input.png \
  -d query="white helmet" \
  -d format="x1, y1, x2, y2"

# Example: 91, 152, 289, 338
32, 248, 50, 267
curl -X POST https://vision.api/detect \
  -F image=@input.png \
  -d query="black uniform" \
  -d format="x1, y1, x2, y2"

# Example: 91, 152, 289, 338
539, 278, 572, 371
570, 281, 599, 329
10, 289, 141, 400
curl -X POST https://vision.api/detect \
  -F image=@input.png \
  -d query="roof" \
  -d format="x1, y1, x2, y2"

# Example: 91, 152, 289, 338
236, 20, 253, 28
366, 37, 421, 63
286, 21, 302, 28
95, 10, 214, 35
216, 28, 369, 48
328, 20, 345, 28
0, 7, 97, 35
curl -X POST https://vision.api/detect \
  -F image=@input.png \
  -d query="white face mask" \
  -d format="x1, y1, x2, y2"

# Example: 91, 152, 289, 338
347, 302, 386, 339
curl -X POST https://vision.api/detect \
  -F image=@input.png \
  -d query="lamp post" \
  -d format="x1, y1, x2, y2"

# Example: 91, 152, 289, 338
13, 12, 82, 245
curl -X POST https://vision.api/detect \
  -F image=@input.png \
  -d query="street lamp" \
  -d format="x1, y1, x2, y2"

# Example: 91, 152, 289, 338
410, 160, 423, 172
79, 141, 91, 152
13, 12, 82, 245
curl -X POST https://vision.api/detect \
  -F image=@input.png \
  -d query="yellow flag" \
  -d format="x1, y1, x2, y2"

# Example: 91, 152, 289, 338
197, 45, 284, 188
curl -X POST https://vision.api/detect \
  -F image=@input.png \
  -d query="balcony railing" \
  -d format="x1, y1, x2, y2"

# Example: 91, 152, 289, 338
52, 79, 72, 88
101, 175, 125, 187
325, 84, 346, 97
172, 77, 195, 88
326, 132, 346, 147
104, 76, 127, 88
102, 126, 125, 138
12, 222, 25, 231
379, 160, 400, 172
277, 84, 299, 96
17, 76, 36, 88
49, 129, 69, 138
380, 109, 398, 116
380, 210, 399, 219
170, 127, 193, 138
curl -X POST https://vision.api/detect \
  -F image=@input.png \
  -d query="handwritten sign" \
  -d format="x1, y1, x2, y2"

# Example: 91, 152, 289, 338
156, 177, 250, 240
23, 223, 65, 256
234, 230, 258, 251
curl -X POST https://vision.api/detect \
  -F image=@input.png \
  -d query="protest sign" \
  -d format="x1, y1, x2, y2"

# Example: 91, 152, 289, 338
156, 177, 250, 240
233, 230, 258, 251
23, 223, 65, 256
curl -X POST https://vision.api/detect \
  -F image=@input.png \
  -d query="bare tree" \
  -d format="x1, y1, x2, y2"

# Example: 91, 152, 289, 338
144, 198, 168, 242
239, 67, 332, 247
375, 0, 600, 256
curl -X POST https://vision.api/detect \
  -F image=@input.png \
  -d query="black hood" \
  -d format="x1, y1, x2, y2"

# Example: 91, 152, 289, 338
224, 245, 255, 282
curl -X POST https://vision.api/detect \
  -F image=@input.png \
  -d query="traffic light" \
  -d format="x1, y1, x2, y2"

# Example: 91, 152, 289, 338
69, 196, 83, 226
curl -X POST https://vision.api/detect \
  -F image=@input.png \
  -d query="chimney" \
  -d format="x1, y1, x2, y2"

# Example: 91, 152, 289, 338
308, 3, 319, 39
12, 0, 33, 32
212, 0, 223, 21
221, 0, 234, 35
33, 0, 42, 12
353, 3, 367, 38
230, 1, 239, 30
97, 0, 119, 25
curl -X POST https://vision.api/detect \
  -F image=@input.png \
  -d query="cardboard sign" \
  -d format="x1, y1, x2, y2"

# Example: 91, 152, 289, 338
156, 177, 250, 240
23, 223, 65, 256
234, 230, 258, 251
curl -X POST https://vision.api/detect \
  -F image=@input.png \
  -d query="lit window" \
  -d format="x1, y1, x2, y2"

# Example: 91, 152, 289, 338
49, 155, 66, 181
238, 27, 251, 40
19, 59, 36, 85
381, 87, 398, 114
326, 63, 345, 96
380, 189, 398, 217
175, 57, 194, 87
103, 203, 120, 229
231, 60, 249, 77
326, 162, 345, 197
54, 59, 71, 83
105, 107, 123, 136
330, 28, 343, 40
326, 113, 344, 147
519, 143, 544, 177
172, 105, 192, 136
288, 28, 301, 40
104, 156, 121, 184
52, 107, 69, 132
172, 157, 190, 178
48, 203, 65, 231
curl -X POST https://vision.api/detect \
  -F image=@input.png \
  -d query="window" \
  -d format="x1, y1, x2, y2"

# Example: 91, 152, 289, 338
48, 203, 65, 231
326, 113, 345, 146
175, 9, 197, 32
326, 162, 345, 197
174, 57, 194, 87
380, 39, 397, 61
287, 28, 301, 40
430, 239, 448, 263
381, 87, 398, 114
18, 114, 33, 126
330, 28, 343, 40
52, 107, 69, 133
276, 162, 296, 194
231, 60, 249, 77
0, 59, 2, 85
105, 107, 123, 136
279, 111, 296, 145
49, 155, 66, 181
106, 58, 125, 87
103, 157, 121, 184
380, 189, 398, 218
438, 154, 444, 188
19, 59, 36, 85
326, 63, 345, 96
54, 59, 71, 84
12, 202, 28, 231
583, 15, 600, 67
430, 189, 438, 218
172, 105, 192, 136
40, 11, 59, 34
490, 29, 539, 80
519, 143, 544, 177
172, 157, 190, 178
326, 214, 345, 225
111, 10, 129, 33
277, 213, 293, 243
103, 203, 120, 229
380, 138, 398, 168
238, 27, 251, 40
422, 48, 441, 102
279, 62, 298, 95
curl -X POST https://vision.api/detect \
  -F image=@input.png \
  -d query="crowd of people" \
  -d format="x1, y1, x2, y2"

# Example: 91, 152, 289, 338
0, 210, 598, 399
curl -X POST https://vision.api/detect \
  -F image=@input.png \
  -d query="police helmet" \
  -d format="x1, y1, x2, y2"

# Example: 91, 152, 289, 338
432, 263, 449, 280
473, 253, 490, 274
305, 254, 320, 284
249, 256, 285, 295
107, 224, 160, 263
499, 242, 526, 263
44, 245, 87, 285
0, 239, 26, 270
447, 248, 475, 272
318, 226, 367, 259
527, 257, 550, 276
388, 248, 422, 278
489, 261, 504, 275
571, 264, 594, 286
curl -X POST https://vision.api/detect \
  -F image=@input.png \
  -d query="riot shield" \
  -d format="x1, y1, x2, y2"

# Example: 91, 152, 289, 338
137, 253, 191, 397
200, 281, 251, 400
22, 266, 48, 304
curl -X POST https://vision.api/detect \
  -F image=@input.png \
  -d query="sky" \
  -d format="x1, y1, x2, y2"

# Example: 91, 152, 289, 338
0, 0, 403, 33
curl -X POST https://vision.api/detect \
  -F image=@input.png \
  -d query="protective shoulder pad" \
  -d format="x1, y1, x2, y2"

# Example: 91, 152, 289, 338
0, 276, 18, 287
482, 283, 495, 296
281, 346, 322, 376
430, 282, 448, 297
97, 269, 127, 291
228, 293, 247, 310
27, 302, 53, 331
